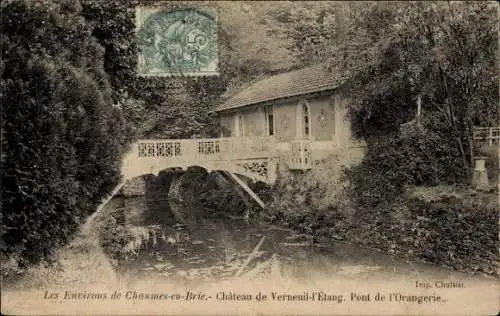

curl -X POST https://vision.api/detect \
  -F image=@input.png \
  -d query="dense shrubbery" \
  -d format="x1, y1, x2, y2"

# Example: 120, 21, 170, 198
406, 195, 498, 272
1, 0, 130, 265
79, 1, 245, 139
333, 127, 498, 274
99, 215, 129, 261
261, 152, 358, 237
348, 188, 498, 274
347, 130, 465, 208
263, 142, 497, 275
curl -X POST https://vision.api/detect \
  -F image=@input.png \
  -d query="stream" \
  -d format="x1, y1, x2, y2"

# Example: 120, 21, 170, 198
2, 195, 498, 315
104, 196, 493, 286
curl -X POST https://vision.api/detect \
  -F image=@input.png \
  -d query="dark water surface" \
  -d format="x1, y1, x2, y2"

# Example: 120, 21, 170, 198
108, 197, 494, 285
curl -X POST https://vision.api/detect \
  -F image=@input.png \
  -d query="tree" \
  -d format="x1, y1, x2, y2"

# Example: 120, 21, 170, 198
1, 0, 130, 264
330, 1, 498, 173
79, 1, 294, 139
258, 1, 375, 68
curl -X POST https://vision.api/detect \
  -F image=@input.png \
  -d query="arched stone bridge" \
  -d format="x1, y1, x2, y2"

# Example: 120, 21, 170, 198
121, 136, 280, 184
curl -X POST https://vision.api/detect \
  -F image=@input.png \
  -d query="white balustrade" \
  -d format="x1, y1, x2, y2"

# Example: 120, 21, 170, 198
129, 136, 277, 168
289, 140, 312, 170
473, 127, 500, 147
123, 135, 332, 181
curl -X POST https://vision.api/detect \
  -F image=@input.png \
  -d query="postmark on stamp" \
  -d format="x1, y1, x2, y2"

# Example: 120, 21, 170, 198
135, 7, 219, 76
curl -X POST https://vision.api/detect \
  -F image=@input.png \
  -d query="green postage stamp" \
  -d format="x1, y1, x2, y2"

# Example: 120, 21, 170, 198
136, 7, 219, 76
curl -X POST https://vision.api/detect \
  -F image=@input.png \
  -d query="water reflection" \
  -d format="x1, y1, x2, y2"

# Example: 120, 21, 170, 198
113, 216, 274, 281
102, 197, 487, 284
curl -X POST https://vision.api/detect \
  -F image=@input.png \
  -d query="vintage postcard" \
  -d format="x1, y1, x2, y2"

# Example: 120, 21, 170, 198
1, 1, 499, 315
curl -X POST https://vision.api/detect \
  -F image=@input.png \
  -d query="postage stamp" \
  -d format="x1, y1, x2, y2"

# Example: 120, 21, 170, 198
135, 7, 219, 76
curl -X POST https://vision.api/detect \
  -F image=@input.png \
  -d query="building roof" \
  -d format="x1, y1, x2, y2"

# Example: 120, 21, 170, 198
215, 62, 348, 112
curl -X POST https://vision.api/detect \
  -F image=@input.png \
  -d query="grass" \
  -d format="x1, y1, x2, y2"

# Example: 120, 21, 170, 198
1, 198, 122, 290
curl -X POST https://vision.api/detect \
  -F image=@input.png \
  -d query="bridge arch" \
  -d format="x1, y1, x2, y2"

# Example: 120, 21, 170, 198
120, 163, 266, 224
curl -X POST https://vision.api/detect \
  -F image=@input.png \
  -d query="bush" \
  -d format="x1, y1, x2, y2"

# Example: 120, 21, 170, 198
406, 195, 498, 272
1, 0, 130, 266
348, 130, 465, 207
99, 216, 128, 261
260, 152, 357, 236
340, 186, 498, 275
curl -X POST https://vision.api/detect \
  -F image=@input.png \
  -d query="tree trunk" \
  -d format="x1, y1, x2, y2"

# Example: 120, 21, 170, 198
440, 68, 471, 175
455, 136, 470, 174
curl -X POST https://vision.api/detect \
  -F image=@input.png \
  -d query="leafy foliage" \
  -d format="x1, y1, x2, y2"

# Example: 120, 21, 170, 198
80, 1, 294, 139
261, 1, 346, 66
1, 0, 130, 265
330, 2, 498, 171
404, 195, 498, 273
347, 130, 464, 208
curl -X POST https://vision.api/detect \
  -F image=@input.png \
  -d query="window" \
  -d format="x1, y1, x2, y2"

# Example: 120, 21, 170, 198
330, 96, 336, 135
265, 105, 274, 136
238, 113, 244, 136
296, 101, 312, 139
303, 103, 310, 138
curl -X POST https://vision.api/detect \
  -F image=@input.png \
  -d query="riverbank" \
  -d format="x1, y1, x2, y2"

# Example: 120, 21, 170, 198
2, 156, 497, 291
258, 154, 499, 277
0, 201, 120, 291
2, 211, 499, 315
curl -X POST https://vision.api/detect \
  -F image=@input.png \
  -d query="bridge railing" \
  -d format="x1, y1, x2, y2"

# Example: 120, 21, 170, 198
121, 136, 279, 181
134, 136, 277, 162
473, 127, 500, 147
289, 140, 312, 170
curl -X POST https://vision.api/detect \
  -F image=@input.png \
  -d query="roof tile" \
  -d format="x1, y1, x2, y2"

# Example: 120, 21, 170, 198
216, 63, 345, 112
